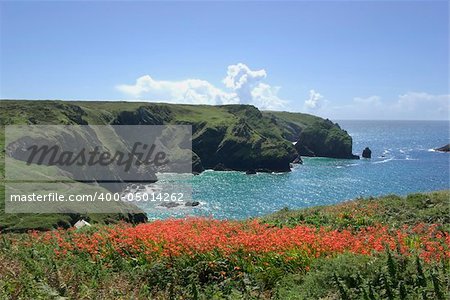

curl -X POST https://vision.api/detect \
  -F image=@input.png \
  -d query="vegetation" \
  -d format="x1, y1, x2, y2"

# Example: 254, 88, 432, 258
262, 110, 329, 141
0, 124, 147, 233
261, 190, 450, 231
294, 119, 358, 159
0, 100, 356, 171
0, 191, 448, 299
3, 101, 443, 298
0, 100, 356, 232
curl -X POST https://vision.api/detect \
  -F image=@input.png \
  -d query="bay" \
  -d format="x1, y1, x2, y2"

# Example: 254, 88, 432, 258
142, 120, 449, 220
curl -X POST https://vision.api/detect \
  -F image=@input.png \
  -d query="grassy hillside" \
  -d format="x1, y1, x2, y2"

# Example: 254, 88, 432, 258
261, 190, 450, 230
0, 191, 448, 299
0, 100, 357, 232
0, 100, 355, 170
264, 110, 357, 158
262, 110, 326, 141
1, 100, 299, 170
0, 101, 153, 232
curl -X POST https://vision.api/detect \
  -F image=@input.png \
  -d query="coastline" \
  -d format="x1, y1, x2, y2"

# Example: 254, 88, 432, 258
1, 190, 449, 299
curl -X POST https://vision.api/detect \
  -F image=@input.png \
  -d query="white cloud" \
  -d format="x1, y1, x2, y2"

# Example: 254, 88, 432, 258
223, 63, 267, 104
116, 63, 286, 110
251, 83, 286, 109
116, 75, 233, 105
304, 89, 324, 110
395, 92, 449, 115
316, 92, 449, 120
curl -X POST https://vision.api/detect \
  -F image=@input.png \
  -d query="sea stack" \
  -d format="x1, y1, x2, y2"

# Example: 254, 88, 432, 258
362, 147, 372, 158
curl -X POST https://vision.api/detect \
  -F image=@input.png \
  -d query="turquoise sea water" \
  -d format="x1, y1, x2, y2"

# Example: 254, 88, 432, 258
144, 120, 450, 220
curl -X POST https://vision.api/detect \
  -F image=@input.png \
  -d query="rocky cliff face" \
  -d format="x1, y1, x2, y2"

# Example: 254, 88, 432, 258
107, 104, 299, 172
0, 100, 359, 231
294, 120, 359, 159
1, 100, 358, 171
263, 112, 359, 159
190, 108, 297, 172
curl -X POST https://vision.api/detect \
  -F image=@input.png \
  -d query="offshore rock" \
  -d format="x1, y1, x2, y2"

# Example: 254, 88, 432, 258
434, 144, 450, 152
362, 147, 372, 158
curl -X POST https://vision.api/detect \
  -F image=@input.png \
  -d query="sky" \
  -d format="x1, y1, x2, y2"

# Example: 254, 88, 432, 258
0, 0, 448, 120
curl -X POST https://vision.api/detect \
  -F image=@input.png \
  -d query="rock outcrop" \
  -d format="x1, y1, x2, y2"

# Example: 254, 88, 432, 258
294, 119, 359, 159
1, 101, 358, 173
0, 100, 361, 232
362, 147, 372, 158
292, 156, 303, 164
1, 101, 361, 175
434, 144, 450, 152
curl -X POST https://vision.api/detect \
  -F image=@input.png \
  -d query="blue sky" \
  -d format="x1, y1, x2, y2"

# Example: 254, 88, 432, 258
0, 1, 448, 120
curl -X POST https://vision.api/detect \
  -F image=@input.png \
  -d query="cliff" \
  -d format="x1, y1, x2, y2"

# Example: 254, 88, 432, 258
1, 100, 358, 170
263, 111, 359, 159
0, 100, 358, 232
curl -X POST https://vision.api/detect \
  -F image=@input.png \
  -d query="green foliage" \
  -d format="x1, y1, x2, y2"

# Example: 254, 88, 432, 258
0, 100, 351, 232
295, 119, 356, 159
275, 252, 449, 300
262, 111, 324, 141
0, 100, 352, 172
1, 100, 448, 299
0, 239, 299, 299
261, 191, 450, 231
1, 189, 449, 299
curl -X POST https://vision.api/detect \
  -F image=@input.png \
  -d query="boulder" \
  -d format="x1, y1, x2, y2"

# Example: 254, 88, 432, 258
158, 202, 182, 208
362, 147, 372, 159
292, 156, 303, 164
185, 201, 200, 207
123, 212, 148, 224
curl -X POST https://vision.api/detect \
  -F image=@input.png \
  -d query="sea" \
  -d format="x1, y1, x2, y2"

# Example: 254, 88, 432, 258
139, 120, 450, 220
